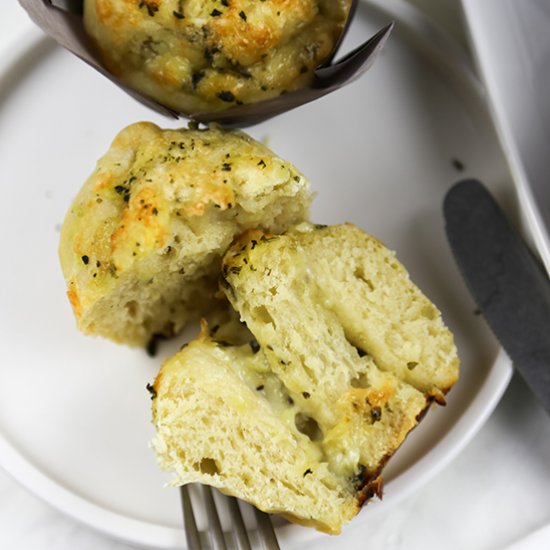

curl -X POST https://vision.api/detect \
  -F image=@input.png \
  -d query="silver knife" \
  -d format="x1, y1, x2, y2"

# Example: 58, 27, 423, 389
444, 179, 550, 415
460, 0, 550, 276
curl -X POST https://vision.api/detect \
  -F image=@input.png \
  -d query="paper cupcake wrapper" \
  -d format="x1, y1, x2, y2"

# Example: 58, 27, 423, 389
19, 0, 393, 127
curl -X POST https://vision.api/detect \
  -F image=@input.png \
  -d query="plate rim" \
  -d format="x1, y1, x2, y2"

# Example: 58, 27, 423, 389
0, 2, 513, 548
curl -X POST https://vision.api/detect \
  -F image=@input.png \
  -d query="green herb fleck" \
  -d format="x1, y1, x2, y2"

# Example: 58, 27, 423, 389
114, 184, 131, 203
217, 91, 236, 103
371, 406, 382, 423
139, 1, 159, 17
352, 465, 367, 488
192, 71, 205, 89
146, 382, 157, 400
204, 46, 220, 62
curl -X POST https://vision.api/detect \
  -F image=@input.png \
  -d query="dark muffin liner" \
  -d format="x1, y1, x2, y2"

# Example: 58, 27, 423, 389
19, 0, 393, 127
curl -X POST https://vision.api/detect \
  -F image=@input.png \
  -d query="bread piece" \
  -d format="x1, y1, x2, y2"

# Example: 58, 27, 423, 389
58, 122, 310, 347
152, 322, 427, 534
151, 223, 459, 533
222, 223, 459, 404
83, 0, 352, 113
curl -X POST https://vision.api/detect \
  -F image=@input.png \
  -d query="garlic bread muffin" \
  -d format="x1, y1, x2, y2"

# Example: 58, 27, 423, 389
223, 224, 459, 403
151, 223, 459, 533
83, 0, 352, 114
58, 122, 310, 347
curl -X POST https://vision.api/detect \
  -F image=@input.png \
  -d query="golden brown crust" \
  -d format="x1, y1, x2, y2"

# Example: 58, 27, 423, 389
58, 122, 310, 346
151, 222, 459, 533
84, 0, 352, 113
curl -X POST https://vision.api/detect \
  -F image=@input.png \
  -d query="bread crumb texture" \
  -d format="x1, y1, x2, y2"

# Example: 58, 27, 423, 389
83, 0, 352, 113
152, 223, 459, 534
58, 122, 310, 346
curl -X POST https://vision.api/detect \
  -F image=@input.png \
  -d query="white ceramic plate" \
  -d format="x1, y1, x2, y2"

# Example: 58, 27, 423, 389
0, 1, 513, 548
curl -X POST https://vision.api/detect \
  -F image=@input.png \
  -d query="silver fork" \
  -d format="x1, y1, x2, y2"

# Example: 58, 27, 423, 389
181, 484, 281, 549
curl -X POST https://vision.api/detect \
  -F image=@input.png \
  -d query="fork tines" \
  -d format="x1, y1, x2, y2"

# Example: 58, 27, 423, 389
180, 484, 280, 550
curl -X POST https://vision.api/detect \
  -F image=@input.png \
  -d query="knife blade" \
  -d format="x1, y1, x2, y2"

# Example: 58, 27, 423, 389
444, 179, 550, 414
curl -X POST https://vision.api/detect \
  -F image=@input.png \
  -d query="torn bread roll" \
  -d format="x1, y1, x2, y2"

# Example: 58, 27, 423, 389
151, 223, 459, 534
58, 122, 310, 347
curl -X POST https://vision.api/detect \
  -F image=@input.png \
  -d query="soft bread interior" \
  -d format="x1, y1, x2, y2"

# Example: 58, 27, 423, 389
152, 333, 358, 534
152, 223, 458, 533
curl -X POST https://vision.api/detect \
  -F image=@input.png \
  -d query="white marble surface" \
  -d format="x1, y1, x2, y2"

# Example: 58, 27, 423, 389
2, 2, 550, 549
